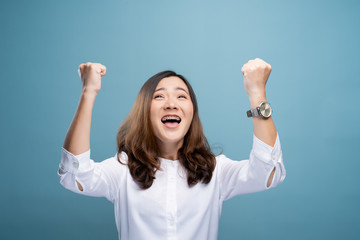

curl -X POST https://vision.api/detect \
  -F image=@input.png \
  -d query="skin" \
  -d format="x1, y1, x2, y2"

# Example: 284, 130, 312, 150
63, 62, 106, 191
150, 76, 194, 160
241, 58, 277, 187
63, 58, 277, 191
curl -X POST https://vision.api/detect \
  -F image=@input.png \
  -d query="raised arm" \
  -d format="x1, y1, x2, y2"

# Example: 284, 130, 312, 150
63, 62, 106, 154
63, 62, 106, 190
241, 58, 278, 187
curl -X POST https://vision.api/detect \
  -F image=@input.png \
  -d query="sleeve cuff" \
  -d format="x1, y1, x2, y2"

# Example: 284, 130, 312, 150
252, 133, 281, 166
59, 147, 91, 175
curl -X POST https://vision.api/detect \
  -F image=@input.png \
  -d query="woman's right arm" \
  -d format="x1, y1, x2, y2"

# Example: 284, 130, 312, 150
62, 62, 106, 191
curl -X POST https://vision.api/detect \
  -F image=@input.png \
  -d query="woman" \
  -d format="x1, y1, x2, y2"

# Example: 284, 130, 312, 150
58, 58, 286, 240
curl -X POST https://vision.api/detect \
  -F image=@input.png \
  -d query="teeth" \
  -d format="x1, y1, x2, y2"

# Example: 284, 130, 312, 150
161, 115, 181, 122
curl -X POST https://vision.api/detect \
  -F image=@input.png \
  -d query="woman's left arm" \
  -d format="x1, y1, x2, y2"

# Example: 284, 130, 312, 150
242, 58, 278, 187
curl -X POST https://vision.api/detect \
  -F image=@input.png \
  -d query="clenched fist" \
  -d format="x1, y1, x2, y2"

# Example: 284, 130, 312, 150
241, 58, 271, 98
78, 62, 107, 95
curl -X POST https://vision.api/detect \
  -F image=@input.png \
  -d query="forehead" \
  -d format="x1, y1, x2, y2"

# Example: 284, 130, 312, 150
155, 76, 189, 92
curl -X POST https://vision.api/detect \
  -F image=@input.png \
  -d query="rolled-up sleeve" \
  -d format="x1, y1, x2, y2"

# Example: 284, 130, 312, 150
218, 133, 286, 201
58, 147, 124, 203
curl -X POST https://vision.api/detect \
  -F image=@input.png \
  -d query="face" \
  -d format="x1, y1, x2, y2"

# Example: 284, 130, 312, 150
150, 76, 194, 146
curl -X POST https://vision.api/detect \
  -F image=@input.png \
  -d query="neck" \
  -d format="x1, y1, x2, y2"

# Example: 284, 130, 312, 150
157, 139, 183, 160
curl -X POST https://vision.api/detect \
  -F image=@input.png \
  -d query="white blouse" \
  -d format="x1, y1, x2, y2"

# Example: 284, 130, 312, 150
58, 133, 286, 240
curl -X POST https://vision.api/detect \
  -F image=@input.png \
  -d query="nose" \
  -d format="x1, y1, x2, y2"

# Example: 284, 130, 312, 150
164, 97, 177, 110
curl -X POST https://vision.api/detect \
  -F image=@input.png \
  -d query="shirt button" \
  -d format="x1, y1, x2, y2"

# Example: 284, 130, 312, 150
73, 161, 79, 168
169, 220, 174, 225
271, 154, 275, 160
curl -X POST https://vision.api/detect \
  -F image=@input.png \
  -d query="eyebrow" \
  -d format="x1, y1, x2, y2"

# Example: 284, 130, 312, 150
154, 87, 189, 95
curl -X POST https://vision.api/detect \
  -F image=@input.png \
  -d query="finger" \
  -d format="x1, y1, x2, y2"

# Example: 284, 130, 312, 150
99, 65, 106, 76
94, 66, 106, 75
78, 64, 86, 77
241, 63, 248, 74
100, 69, 106, 77
79, 63, 85, 71
91, 63, 105, 72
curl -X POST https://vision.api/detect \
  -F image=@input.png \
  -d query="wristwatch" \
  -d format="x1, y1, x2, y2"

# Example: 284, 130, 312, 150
247, 101, 272, 118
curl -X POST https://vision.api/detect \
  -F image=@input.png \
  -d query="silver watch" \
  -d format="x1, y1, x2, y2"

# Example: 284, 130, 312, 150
247, 101, 272, 118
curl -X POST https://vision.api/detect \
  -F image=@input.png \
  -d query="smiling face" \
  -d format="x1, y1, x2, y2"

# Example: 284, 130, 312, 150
150, 76, 194, 147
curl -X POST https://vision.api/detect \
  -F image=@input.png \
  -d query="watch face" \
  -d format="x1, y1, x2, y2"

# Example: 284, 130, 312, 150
259, 102, 272, 118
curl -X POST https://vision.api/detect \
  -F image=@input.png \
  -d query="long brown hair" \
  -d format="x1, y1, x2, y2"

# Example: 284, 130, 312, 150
117, 71, 216, 189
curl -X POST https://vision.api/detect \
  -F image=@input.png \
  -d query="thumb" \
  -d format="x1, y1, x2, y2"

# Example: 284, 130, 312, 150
99, 65, 106, 77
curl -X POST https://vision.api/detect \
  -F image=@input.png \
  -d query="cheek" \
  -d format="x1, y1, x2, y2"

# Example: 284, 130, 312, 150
188, 105, 194, 120
149, 116, 158, 132
150, 114, 158, 129
150, 103, 158, 122
186, 109, 194, 128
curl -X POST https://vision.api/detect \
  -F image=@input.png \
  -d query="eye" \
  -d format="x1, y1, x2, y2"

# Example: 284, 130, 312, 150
154, 94, 163, 99
178, 95, 187, 99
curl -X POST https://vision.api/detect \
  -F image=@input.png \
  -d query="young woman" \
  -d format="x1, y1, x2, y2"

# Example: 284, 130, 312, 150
58, 58, 286, 240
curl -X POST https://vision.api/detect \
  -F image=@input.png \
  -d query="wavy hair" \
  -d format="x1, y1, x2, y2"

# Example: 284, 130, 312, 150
117, 71, 216, 189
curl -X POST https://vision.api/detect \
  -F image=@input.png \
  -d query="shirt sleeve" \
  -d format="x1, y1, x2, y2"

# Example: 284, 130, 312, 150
218, 133, 286, 201
57, 147, 126, 203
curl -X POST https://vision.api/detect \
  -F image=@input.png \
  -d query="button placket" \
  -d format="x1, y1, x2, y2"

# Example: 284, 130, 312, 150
73, 161, 79, 168
271, 149, 278, 165
166, 161, 177, 239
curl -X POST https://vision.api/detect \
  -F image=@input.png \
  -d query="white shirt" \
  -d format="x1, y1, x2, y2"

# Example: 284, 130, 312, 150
58, 133, 286, 240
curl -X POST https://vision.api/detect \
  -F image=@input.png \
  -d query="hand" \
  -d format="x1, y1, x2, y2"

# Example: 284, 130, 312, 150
241, 58, 271, 98
78, 62, 107, 95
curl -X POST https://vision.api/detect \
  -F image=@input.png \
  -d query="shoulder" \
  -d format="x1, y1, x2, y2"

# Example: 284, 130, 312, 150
214, 154, 248, 172
214, 154, 228, 170
96, 151, 129, 172
215, 154, 231, 164
215, 154, 227, 160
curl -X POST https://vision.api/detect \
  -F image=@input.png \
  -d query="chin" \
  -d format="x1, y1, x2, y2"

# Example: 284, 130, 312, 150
157, 135, 185, 145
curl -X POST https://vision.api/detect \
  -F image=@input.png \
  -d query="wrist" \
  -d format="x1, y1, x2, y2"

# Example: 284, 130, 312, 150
81, 88, 98, 99
80, 90, 98, 105
248, 94, 267, 109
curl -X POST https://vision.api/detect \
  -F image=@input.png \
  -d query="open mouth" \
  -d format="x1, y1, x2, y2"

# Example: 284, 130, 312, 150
161, 115, 181, 127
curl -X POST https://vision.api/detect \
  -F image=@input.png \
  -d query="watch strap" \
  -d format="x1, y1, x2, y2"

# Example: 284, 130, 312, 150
247, 108, 260, 117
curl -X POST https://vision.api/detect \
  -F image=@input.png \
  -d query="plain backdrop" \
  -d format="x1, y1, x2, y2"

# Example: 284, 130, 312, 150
1, 0, 359, 239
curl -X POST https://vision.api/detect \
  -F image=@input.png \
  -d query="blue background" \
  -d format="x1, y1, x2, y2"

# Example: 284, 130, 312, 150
1, 0, 359, 239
